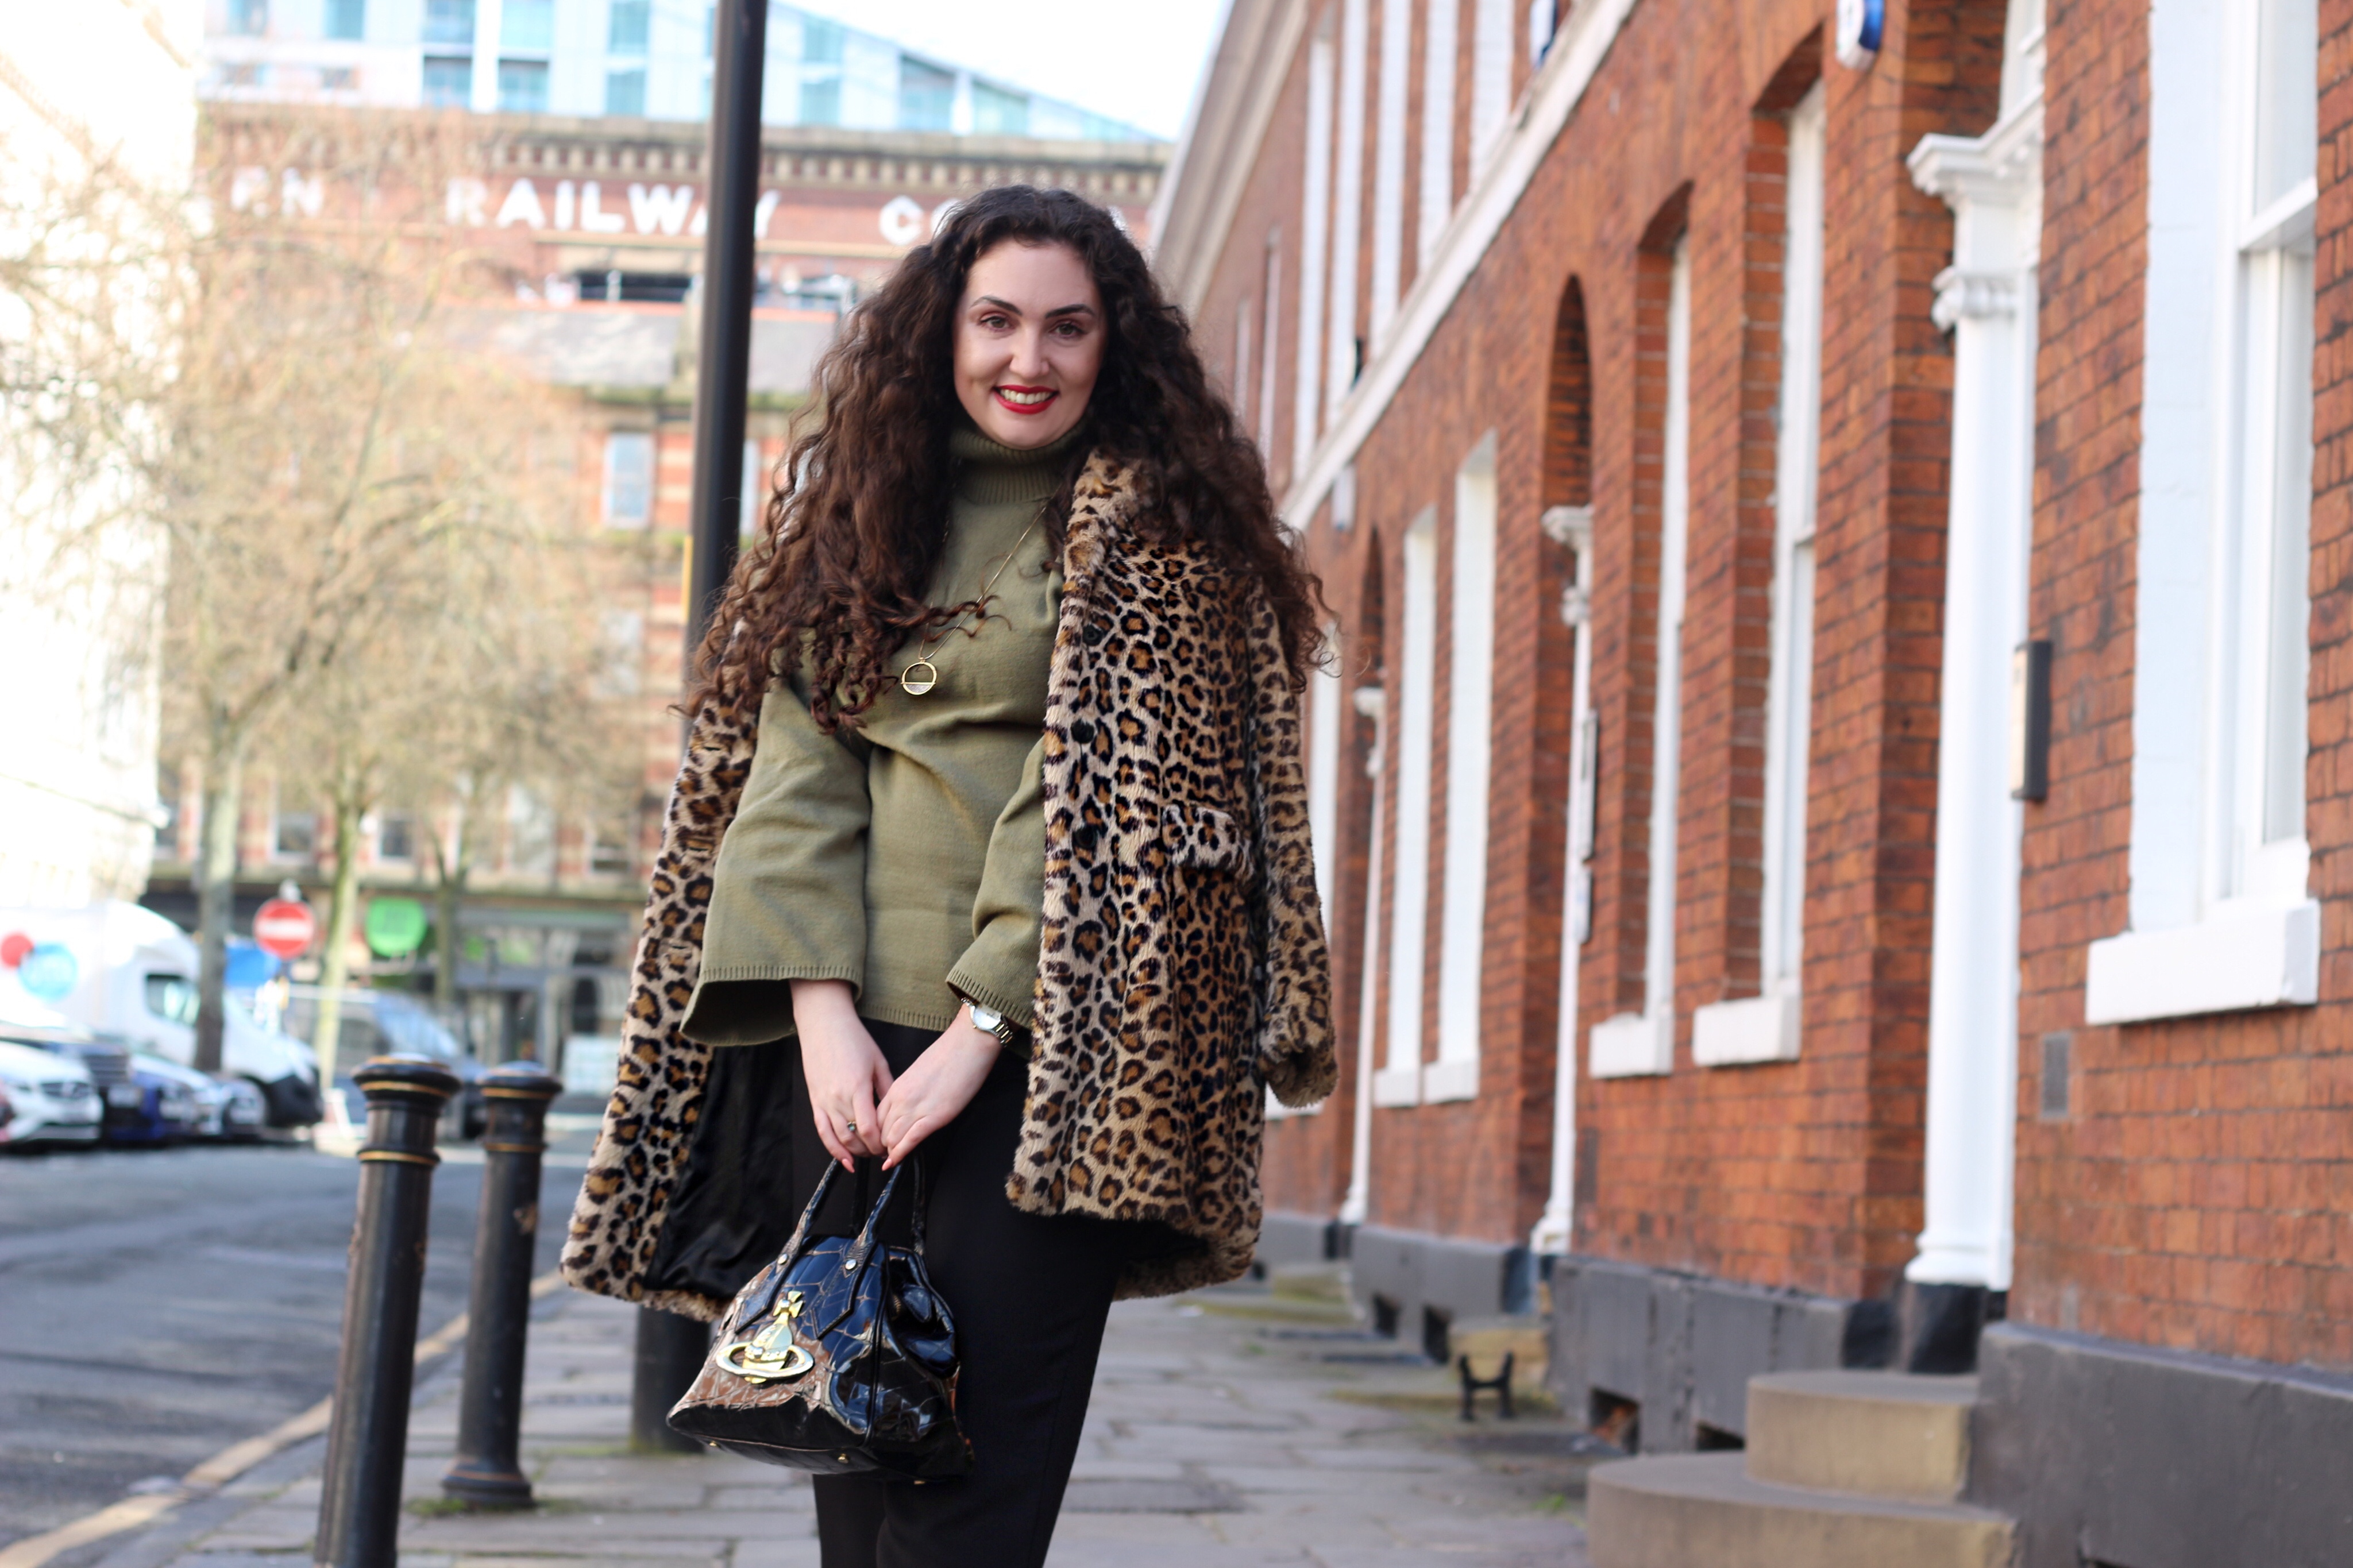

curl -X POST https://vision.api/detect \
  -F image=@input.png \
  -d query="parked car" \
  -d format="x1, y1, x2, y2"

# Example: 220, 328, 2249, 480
0, 1024, 161, 1142
132, 1051, 265, 1141
0, 1038, 101, 1148
283, 987, 487, 1141
0, 902, 321, 1126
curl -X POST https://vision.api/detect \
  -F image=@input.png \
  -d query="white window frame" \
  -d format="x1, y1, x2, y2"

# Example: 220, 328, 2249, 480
1375, 506, 1440, 1105
1469, 0, 1514, 168
1307, 620, 1347, 920
603, 428, 653, 528
1426, 435, 1498, 1102
1418, 0, 1458, 270
1233, 300, 1253, 431
1592, 238, 1691, 1078
1277, 620, 1350, 1122
1369, 0, 1411, 346
1326, 0, 1370, 428
1293, 30, 1336, 462
740, 437, 764, 538
1695, 83, 1823, 1067
1257, 235, 1282, 457
1339, 682, 1388, 1222
2086, 0, 2319, 1024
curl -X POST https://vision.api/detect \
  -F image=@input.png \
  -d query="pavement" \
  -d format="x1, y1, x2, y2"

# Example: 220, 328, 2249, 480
0, 1140, 581, 1547
82, 1273, 1598, 1568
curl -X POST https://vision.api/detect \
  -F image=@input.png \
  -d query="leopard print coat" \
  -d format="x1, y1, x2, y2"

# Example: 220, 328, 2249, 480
560, 452, 1337, 1315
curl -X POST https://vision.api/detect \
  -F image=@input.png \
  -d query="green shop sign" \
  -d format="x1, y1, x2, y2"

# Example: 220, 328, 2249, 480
364, 897, 429, 959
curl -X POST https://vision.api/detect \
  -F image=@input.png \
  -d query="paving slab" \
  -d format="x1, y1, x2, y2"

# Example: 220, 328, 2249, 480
119, 1272, 1590, 1568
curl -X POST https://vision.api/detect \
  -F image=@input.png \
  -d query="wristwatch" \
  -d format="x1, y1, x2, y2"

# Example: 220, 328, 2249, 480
965, 1002, 1020, 1047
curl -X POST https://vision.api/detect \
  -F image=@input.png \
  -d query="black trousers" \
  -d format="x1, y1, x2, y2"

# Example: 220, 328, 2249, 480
794, 1019, 1130, 1568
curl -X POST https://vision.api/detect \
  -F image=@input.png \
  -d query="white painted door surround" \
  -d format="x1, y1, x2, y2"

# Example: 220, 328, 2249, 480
1903, 0, 2044, 1293
1339, 683, 1387, 1226
1532, 503, 1595, 1256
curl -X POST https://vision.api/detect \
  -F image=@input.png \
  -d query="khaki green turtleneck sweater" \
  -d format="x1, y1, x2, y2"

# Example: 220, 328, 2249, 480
681, 423, 1075, 1046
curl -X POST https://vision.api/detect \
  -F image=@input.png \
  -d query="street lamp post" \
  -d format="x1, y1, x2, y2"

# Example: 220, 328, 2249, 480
682, 0, 769, 659
632, 0, 768, 1446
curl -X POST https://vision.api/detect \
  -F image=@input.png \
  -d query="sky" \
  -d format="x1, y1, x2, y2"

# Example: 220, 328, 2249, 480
786, 0, 1228, 142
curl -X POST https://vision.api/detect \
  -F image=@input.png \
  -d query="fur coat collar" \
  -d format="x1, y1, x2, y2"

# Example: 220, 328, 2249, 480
561, 452, 1337, 1314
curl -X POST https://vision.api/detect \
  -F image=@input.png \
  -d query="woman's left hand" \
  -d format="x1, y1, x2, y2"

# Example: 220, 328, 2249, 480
875, 1010, 1001, 1168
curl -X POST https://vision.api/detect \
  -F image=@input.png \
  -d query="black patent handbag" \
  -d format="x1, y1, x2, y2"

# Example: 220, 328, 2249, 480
667, 1160, 973, 1478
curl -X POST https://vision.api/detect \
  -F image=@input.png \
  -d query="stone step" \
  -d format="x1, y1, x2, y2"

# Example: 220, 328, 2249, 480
1587, 1453, 2015, 1568
1746, 1370, 1978, 1500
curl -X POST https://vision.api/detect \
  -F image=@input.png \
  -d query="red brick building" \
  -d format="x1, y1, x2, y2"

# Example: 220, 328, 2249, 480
1158, 0, 2351, 1551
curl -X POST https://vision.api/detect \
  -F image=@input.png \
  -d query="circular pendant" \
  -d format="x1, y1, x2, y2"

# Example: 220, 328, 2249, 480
899, 658, 939, 696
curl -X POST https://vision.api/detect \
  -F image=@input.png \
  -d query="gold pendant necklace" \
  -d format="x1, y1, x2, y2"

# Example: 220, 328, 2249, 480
897, 507, 1043, 697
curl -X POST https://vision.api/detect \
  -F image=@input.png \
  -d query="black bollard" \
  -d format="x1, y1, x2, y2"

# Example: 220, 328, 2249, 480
316, 1056, 460, 1568
630, 1308, 711, 1454
441, 1062, 564, 1507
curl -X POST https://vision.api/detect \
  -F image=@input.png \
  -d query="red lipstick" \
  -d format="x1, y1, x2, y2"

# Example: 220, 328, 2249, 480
993, 384, 1058, 415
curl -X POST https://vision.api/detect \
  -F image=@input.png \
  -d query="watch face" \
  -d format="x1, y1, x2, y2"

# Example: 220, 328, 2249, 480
969, 1005, 1002, 1033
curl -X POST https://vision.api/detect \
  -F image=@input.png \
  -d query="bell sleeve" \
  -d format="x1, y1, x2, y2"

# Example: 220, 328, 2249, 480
680, 675, 872, 1045
944, 733, 1048, 1032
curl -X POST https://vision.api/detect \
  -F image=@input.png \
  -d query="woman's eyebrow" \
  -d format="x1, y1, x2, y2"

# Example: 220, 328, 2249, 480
971, 295, 1098, 319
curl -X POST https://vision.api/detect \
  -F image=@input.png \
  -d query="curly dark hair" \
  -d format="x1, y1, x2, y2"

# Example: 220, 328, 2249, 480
688, 184, 1325, 731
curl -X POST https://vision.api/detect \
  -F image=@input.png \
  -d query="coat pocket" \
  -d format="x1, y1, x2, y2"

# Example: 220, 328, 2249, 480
1160, 801, 1252, 876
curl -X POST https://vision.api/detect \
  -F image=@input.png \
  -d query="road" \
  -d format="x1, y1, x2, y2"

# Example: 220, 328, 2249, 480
0, 1131, 595, 1551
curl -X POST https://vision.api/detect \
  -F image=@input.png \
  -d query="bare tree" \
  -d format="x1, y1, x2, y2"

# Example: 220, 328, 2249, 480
269, 427, 623, 1078
5, 109, 581, 1069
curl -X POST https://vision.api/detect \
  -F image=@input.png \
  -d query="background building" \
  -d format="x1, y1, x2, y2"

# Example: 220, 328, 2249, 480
196, 0, 1150, 140
1159, 0, 2351, 1557
0, 4, 201, 907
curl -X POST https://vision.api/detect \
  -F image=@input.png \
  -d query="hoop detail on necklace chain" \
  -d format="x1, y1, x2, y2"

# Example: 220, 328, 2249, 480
895, 503, 1044, 698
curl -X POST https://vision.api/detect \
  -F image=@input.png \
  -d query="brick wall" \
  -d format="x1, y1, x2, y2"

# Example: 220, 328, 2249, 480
2008, 0, 2353, 1371
1190, 0, 2353, 1375
1231, 0, 2005, 1278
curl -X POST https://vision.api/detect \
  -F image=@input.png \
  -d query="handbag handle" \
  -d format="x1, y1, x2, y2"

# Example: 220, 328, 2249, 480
842, 1159, 929, 1271
767, 1152, 928, 1276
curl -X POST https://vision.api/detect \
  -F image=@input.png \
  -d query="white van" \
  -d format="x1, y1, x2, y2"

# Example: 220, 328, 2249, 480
0, 902, 321, 1126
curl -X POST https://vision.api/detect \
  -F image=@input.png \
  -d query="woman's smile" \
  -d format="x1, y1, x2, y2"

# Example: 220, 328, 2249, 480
993, 384, 1058, 414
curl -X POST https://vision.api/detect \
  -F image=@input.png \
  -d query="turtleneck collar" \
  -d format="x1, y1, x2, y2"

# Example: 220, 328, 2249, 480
950, 419, 1087, 506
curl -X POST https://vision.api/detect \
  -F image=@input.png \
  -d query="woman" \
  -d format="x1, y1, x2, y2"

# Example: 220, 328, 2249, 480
562, 186, 1336, 1568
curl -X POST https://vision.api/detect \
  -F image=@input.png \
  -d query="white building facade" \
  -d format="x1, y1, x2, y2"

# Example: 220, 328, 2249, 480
0, 2, 200, 905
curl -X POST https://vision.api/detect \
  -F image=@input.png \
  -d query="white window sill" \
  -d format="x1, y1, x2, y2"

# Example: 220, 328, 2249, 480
1421, 1057, 1478, 1102
1370, 1065, 1421, 1107
1590, 1011, 1672, 1078
2084, 899, 2320, 1024
1692, 991, 1801, 1067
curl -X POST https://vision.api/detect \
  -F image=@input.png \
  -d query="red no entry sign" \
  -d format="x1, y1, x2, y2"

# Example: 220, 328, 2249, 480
253, 898, 317, 960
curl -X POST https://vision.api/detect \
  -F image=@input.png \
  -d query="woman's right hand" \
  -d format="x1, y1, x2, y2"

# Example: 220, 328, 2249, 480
790, 979, 893, 1169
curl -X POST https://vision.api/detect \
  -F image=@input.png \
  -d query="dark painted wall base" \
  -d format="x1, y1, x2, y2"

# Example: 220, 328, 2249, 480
1546, 1256, 1888, 1452
1971, 1322, 2353, 1568
1897, 1279, 2004, 1373
1339, 1225, 1534, 1351
1256, 1211, 1341, 1270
